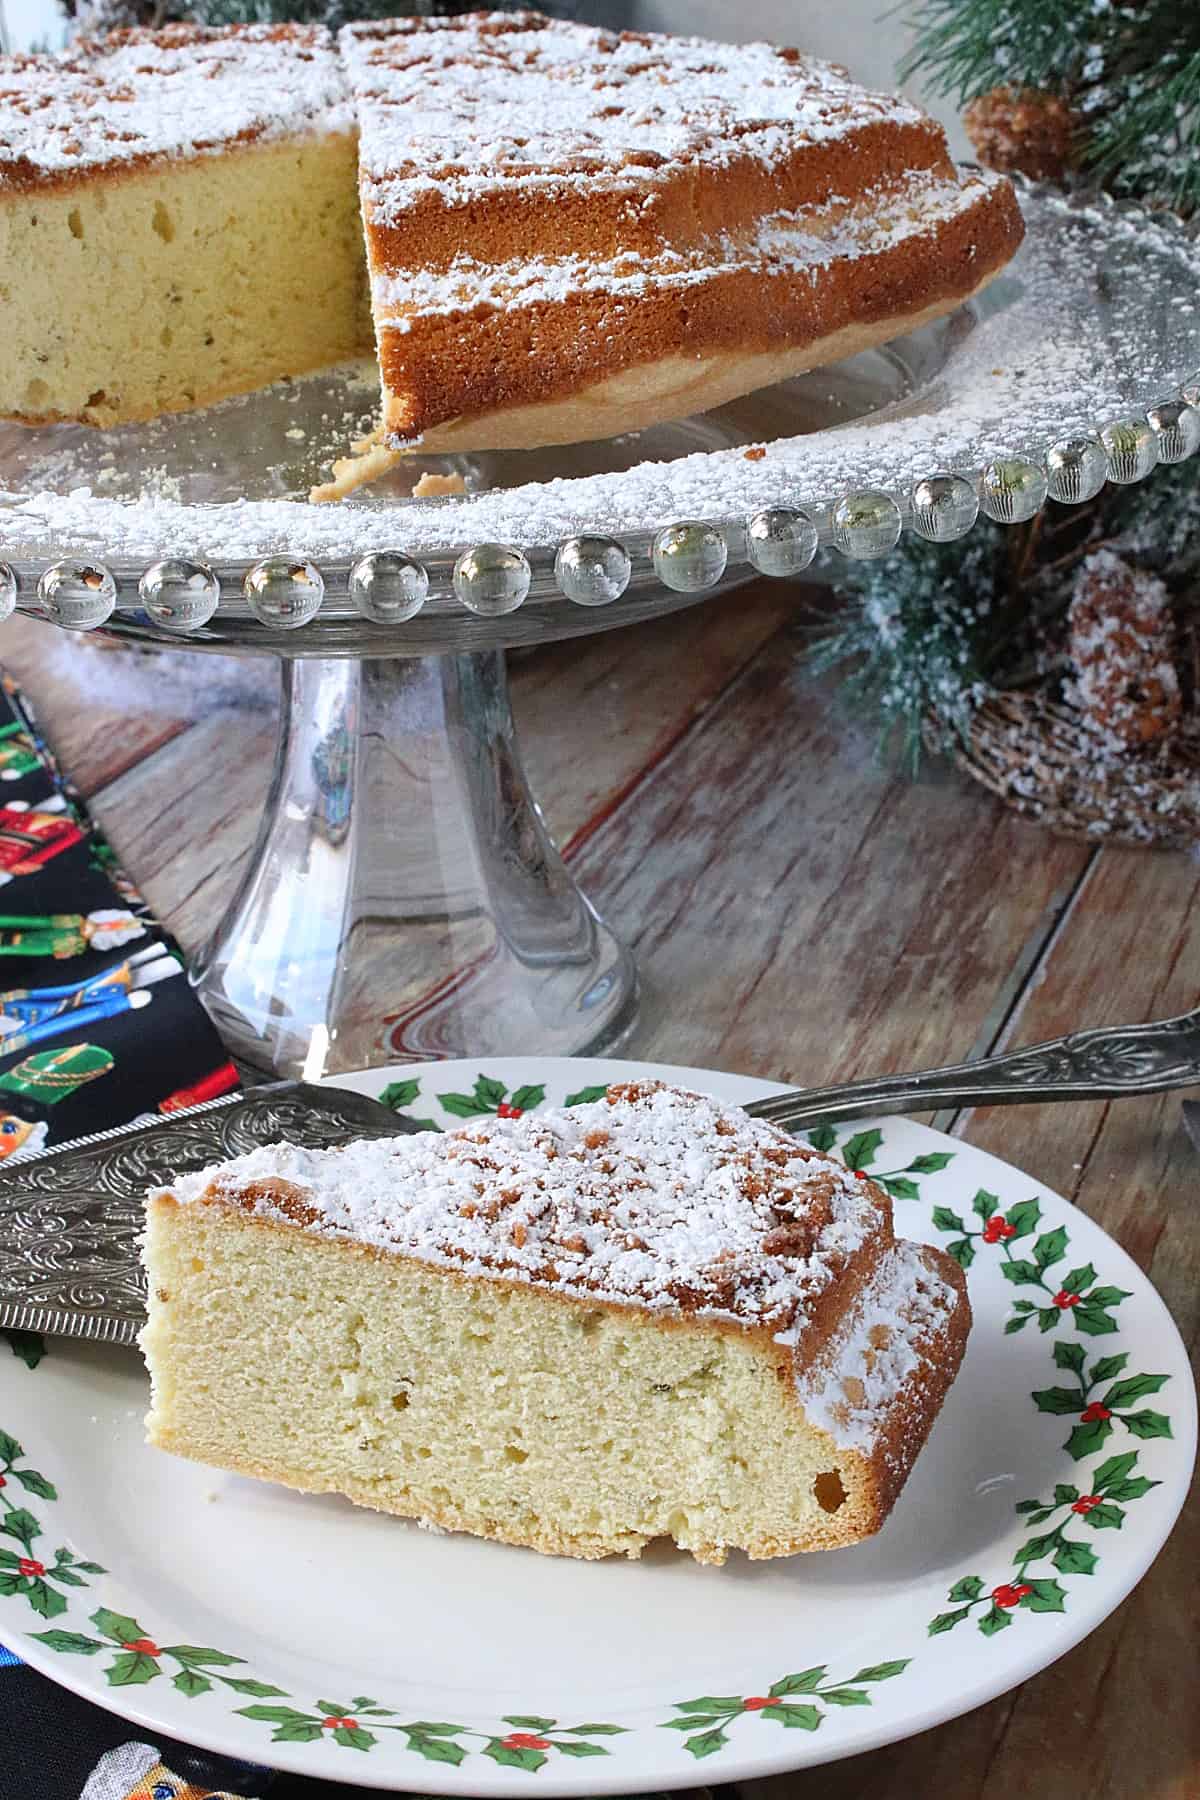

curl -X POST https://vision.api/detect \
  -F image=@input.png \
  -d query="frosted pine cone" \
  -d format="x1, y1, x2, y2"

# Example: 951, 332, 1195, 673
1066, 549, 1181, 750
963, 85, 1075, 183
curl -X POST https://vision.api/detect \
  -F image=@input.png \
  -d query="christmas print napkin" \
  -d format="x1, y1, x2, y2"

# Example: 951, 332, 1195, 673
0, 664, 258, 1799
0, 669, 237, 1167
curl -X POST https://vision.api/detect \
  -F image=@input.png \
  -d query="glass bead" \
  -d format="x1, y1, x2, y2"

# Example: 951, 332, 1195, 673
0, 564, 15, 624
138, 559, 220, 633
453, 543, 531, 616
652, 521, 728, 593
243, 557, 323, 629
37, 560, 117, 630
348, 552, 429, 624
554, 536, 632, 606
979, 457, 1048, 523
1045, 435, 1108, 505
745, 507, 818, 576
831, 490, 902, 559
1145, 400, 1200, 466
1099, 417, 1159, 485
909, 474, 979, 542
1180, 372, 1200, 410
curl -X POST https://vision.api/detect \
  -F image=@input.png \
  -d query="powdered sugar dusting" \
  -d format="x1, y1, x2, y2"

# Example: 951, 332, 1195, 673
371, 169, 1000, 322
159, 1081, 885, 1342
794, 1241, 961, 1453
0, 24, 353, 186
340, 12, 925, 221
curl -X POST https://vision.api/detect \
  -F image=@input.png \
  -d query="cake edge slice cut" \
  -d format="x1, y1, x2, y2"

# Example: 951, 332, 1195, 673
0, 25, 370, 430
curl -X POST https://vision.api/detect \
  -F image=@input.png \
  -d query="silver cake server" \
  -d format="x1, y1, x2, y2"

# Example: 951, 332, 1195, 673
2, 1005, 1198, 1350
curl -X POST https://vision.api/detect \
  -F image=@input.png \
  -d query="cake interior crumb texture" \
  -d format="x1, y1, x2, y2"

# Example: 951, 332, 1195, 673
141, 1083, 971, 1564
1, 137, 369, 428
0, 25, 370, 428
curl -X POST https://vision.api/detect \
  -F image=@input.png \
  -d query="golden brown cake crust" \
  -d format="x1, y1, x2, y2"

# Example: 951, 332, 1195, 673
0, 11, 1024, 466
341, 11, 1024, 452
0, 23, 353, 196
170, 1080, 896, 1352
373, 177, 1022, 444
144, 1083, 972, 1561
357, 120, 951, 275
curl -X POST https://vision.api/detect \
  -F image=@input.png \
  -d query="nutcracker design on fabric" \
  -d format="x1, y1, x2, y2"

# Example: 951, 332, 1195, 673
0, 950, 182, 1056
0, 797, 86, 884
0, 1044, 114, 1161
0, 911, 146, 959
157, 1063, 241, 1112
0, 722, 43, 782
79, 1740, 256, 1798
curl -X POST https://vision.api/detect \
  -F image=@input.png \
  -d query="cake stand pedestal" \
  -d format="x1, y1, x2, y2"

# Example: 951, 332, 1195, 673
4, 184, 1198, 1079
194, 649, 638, 1077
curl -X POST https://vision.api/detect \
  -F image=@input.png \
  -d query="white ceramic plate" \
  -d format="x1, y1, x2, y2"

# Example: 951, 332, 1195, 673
0, 1058, 1192, 1793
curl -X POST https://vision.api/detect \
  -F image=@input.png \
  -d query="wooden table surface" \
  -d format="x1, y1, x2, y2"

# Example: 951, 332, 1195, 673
2, 580, 1196, 1798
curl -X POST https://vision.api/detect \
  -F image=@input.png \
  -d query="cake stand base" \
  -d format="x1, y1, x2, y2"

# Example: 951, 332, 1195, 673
192, 651, 638, 1079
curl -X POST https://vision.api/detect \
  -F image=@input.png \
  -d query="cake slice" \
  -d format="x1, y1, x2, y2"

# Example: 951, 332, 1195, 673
318, 10, 1023, 492
141, 1081, 969, 1563
0, 24, 369, 428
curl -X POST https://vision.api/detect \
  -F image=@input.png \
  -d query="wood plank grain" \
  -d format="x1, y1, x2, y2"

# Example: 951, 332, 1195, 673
12, 585, 1192, 1797
743, 844, 1200, 1800
83, 708, 278, 950
570, 621, 1091, 1083
516, 579, 800, 846
0, 615, 194, 793
947, 843, 1200, 1800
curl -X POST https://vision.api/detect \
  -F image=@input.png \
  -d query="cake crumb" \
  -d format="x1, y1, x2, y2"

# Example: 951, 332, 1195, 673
412, 470, 467, 498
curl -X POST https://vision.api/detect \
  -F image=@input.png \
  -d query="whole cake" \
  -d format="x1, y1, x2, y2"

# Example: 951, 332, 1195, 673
141, 1081, 970, 1563
0, 13, 1023, 484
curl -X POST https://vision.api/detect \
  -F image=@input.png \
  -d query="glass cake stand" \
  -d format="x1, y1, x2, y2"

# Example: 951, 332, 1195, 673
1, 182, 1198, 1079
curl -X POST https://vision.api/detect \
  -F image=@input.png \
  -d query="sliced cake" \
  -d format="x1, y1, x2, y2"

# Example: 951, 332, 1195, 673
0, 14, 1023, 474
141, 1081, 970, 1564
317, 10, 1023, 492
0, 24, 369, 428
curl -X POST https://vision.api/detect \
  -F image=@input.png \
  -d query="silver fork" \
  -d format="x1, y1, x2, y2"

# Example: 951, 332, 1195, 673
743, 1006, 1200, 1131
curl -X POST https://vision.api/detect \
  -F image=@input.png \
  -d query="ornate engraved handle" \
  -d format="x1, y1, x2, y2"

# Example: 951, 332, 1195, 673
745, 1006, 1200, 1132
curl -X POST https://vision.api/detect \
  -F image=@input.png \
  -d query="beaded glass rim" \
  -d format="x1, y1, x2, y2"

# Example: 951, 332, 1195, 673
0, 181, 1197, 649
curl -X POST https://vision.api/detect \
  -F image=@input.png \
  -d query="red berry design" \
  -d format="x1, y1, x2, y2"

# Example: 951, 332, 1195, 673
503, 1732, 550, 1750
743, 1696, 780, 1711
126, 1638, 159, 1656
322, 1717, 359, 1731
982, 1215, 1016, 1243
1071, 1495, 1102, 1514
1053, 1290, 1081, 1309
0, 1475, 6, 1488
496, 1103, 523, 1119
991, 1583, 1032, 1608
1081, 1400, 1112, 1422
16, 1558, 43, 1579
